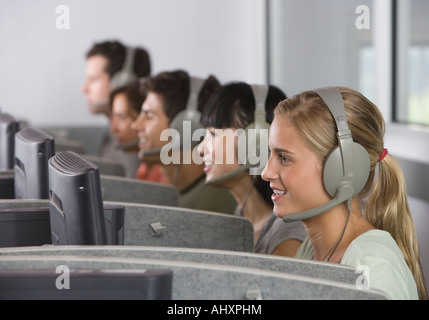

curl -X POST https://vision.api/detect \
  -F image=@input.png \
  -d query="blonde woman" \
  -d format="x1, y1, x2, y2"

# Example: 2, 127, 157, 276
262, 86, 427, 300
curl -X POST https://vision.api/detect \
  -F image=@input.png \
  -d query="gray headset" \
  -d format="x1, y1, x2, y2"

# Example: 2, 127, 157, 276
109, 46, 138, 91
169, 76, 205, 144
282, 86, 370, 222
206, 84, 270, 185
110, 46, 140, 150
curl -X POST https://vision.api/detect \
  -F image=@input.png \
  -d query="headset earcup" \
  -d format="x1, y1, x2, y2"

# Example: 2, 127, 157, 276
173, 110, 202, 133
169, 111, 187, 150
169, 109, 203, 149
169, 110, 185, 133
350, 142, 371, 195
323, 146, 344, 198
110, 71, 137, 91
237, 125, 248, 166
240, 121, 270, 172
323, 142, 370, 198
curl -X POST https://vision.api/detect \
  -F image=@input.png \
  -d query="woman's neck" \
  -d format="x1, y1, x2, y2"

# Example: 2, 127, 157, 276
302, 200, 374, 263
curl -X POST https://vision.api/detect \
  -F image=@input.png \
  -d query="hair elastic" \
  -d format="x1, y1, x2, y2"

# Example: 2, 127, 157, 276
378, 148, 388, 162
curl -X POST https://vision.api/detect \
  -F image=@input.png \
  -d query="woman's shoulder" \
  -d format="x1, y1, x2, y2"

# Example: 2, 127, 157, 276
344, 229, 403, 260
342, 229, 418, 300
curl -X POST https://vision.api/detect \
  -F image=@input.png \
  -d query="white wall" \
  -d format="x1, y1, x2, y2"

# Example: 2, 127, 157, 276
269, 0, 372, 98
0, 0, 266, 127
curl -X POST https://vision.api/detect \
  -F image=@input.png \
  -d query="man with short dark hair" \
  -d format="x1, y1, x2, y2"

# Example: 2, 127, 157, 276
82, 40, 151, 117
81, 40, 151, 177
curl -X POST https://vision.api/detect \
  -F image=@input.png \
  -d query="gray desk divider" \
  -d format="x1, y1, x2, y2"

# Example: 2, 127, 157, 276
0, 200, 254, 252
100, 175, 179, 207
38, 126, 107, 156
114, 201, 254, 252
54, 138, 87, 155
0, 255, 390, 300
0, 199, 48, 209
82, 156, 126, 177
0, 245, 357, 285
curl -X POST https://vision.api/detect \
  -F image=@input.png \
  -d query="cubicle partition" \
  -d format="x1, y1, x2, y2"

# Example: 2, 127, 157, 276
0, 254, 390, 300
0, 198, 392, 299
100, 175, 179, 206
0, 245, 358, 285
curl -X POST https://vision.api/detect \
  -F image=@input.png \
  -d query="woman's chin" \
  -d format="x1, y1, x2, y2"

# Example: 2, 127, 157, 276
272, 207, 284, 219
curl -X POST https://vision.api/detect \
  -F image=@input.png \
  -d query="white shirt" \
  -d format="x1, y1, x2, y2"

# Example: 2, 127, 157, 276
295, 229, 418, 300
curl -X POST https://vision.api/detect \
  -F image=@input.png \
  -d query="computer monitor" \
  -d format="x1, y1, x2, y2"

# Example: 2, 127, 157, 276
0, 204, 123, 247
103, 204, 125, 245
0, 268, 173, 300
48, 151, 107, 245
0, 170, 14, 199
0, 113, 19, 170
14, 127, 55, 199
0, 207, 51, 247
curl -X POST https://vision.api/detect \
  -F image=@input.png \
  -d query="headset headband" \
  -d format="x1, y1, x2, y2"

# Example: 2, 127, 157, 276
314, 87, 355, 185
186, 77, 205, 112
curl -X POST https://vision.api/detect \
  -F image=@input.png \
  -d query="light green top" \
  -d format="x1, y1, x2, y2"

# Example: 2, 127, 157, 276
295, 229, 418, 300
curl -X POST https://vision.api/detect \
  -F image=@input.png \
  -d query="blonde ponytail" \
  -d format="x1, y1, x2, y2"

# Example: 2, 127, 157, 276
365, 154, 428, 300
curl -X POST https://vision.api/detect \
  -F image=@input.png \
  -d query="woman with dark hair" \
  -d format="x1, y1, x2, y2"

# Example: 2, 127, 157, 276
197, 82, 307, 256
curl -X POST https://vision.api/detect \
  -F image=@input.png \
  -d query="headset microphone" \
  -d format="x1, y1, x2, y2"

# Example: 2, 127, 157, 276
89, 99, 110, 113
282, 182, 355, 222
117, 139, 139, 150
282, 87, 370, 223
138, 147, 163, 158
205, 162, 253, 185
